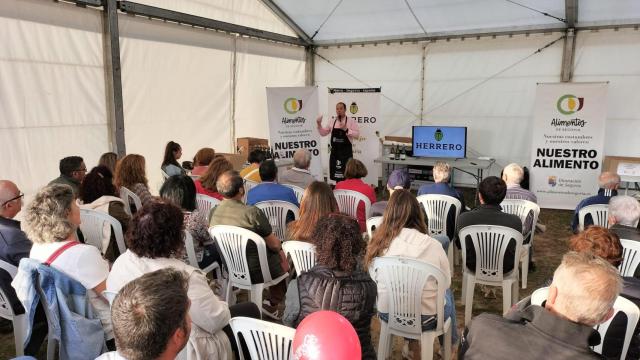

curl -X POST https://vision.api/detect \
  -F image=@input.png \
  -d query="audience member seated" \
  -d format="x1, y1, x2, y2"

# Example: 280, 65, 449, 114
49, 156, 86, 195
283, 214, 376, 359
608, 195, 640, 242
279, 149, 314, 189
97, 268, 191, 360
246, 160, 299, 207
239, 149, 266, 182
417, 161, 465, 241
287, 181, 338, 243
195, 156, 234, 200
370, 169, 410, 217
571, 171, 620, 233
78, 166, 130, 262
161, 141, 186, 177
115, 154, 154, 208
0, 180, 46, 355
98, 152, 118, 177
365, 189, 456, 357
108, 201, 260, 359
191, 148, 216, 176
160, 175, 220, 270
460, 251, 622, 359
24, 184, 113, 341
209, 171, 286, 319
502, 163, 537, 202
335, 159, 376, 232
456, 176, 522, 274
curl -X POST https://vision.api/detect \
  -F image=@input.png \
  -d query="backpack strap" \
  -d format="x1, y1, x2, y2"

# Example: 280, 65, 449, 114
44, 241, 81, 266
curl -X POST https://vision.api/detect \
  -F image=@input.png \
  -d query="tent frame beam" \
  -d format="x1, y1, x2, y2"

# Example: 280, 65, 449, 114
561, 0, 579, 82
102, 0, 126, 156
259, 0, 312, 44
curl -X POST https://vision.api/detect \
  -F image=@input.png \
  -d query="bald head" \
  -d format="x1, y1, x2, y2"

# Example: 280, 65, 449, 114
293, 149, 311, 170
0, 180, 22, 218
599, 171, 620, 190
216, 170, 244, 199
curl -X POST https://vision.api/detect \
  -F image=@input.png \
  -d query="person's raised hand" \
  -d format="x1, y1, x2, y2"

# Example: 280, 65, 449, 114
316, 115, 323, 125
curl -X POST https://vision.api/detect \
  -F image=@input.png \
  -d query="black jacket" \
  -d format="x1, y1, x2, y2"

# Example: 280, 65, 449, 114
0, 216, 32, 314
459, 305, 602, 359
296, 265, 377, 359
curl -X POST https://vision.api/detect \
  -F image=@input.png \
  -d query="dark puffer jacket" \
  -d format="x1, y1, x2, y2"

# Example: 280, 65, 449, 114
295, 265, 377, 359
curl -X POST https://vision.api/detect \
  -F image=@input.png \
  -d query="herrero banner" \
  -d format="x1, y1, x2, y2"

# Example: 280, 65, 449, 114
326, 88, 381, 185
266, 86, 323, 180
530, 83, 608, 209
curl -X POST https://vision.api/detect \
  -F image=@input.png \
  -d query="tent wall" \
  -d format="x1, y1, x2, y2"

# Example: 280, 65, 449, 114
0, 0, 109, 199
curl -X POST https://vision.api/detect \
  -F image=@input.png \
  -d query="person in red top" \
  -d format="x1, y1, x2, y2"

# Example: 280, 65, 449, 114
195, 156, 233, 200
335, 159, 376, 232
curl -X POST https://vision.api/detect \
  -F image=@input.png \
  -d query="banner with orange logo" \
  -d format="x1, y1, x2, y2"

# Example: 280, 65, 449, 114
266, 86, 323, 180
530, 83, 608, 209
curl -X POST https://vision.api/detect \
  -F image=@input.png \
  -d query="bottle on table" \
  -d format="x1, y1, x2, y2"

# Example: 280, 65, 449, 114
394, 145, 400, 160
400, 145, 406, 160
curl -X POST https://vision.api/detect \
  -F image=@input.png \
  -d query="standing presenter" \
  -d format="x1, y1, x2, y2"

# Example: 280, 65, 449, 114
316, 102, 360, 181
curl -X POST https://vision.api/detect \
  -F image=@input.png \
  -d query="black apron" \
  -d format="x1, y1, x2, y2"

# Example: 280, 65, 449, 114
329, 117, 353, 181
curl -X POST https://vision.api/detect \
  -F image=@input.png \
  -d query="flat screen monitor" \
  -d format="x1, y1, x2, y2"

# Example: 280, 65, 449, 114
412, 126, 467, 158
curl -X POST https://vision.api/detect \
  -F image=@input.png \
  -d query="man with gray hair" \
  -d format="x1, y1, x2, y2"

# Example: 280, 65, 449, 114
609, 195, 640, 242
502, 163, 536, 203
571, 171, 620, 233
460, 251, 622, 359
279, 149, 315, 189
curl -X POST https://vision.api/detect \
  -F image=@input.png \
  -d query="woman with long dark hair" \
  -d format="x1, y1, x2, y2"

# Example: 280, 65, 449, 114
161, 141, 186, 176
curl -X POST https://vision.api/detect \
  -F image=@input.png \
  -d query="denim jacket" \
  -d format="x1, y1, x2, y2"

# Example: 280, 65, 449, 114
12, 258, 106, 360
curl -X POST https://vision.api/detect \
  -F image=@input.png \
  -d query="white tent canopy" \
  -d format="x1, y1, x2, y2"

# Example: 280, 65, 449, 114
1, 0, 639, 198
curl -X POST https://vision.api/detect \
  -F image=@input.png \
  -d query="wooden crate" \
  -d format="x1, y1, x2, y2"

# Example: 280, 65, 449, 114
236, 137, 268, 154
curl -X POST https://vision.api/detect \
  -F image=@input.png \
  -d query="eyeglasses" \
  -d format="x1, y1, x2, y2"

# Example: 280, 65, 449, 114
74, 168, 87, 173
2, 192, 24, 206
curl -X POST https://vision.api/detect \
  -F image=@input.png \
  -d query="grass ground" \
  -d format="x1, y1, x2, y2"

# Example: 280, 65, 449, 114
0, 191, 574, 359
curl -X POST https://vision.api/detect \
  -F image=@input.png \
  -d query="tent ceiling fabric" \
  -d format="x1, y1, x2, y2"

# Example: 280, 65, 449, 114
271, 0, 640, 44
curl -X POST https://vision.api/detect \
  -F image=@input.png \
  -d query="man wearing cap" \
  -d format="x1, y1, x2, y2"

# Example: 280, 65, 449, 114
371, 169, 410, 217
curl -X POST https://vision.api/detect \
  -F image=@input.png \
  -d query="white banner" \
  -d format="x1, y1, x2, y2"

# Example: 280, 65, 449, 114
326, 88, 381, 185
266, 86, 323, 180
530, 83, 608, 209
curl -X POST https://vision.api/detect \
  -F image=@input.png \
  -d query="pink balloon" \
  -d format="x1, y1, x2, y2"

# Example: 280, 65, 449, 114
292, 311, 361, 360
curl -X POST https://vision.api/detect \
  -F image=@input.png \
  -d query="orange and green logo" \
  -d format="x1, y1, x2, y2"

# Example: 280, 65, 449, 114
284, 98, 303, 114
556, 94, 584, 115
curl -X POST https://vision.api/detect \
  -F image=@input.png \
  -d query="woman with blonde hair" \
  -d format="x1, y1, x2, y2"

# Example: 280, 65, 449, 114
98, 152, 118, 176
365, 189, 456, 358
115, 154, 154, 208
287, 181, 339, 242
195, 156, 233, 200
191, 147, 216, 176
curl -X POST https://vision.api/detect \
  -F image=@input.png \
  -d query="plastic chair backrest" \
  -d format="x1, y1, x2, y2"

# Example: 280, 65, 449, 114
416, 194, 462, 237
370, 256, 447, 337
578, 204, 609, 231
333, 189, 371, 220
282, 241, 316, 274
229, 317, 295, 360
184, 231, 199, 269
243, 180, 259, 204
458, 225, 523, 282
119, 186, 142, 216
102, 291, 118, 307
282, 184, 304, 204
79, 209, 126, 255
366, 216, 383, 239
500, 199, 540, 235
195, 194, 221, 222
161, 169, 169, 181
531, 286, 640, 359
619, 239, 640, 277
255, 201, 300, 241
209, 225, 274, 287
0, 260, 18, 320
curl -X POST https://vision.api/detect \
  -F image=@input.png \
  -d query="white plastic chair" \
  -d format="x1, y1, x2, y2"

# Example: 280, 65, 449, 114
119, 186, 142, 216
209, 225, 288, 313
500, 199, 541, 289
229, 317, 295, 360
578, 204, 609, 231
619, 239, 640, 277
184, 231, 224, 285
102, 290, 118, 307
161, 169, 170, 181
370, 257, 452, 360
282, 241, 316, 274
255, 201, 300, 241
282, 184, 305, 204
417, 194, 462, 273
0, 260, 28, 356
79, 209, 126, 255
195, 194, 221, 222
243, 179, 259, 204
334, 189, 372, 221
366, 216, 383, 239
531, 287, 640, 360
459, 225, 523, 324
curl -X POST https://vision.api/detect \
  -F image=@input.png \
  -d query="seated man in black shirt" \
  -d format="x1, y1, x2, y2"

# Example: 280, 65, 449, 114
455, 176, 522, 275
